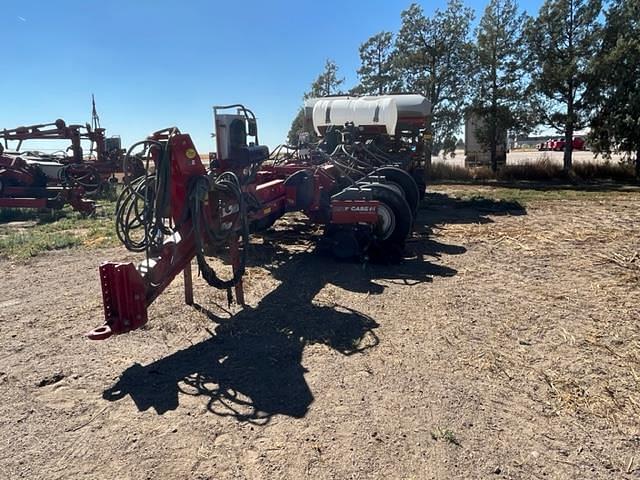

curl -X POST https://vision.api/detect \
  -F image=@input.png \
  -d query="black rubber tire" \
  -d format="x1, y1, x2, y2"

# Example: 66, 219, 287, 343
411, 169, 427, 201
415, 178, 426, 201
123, 156, 146, 183
370, 166, 420, 215
366, 183, 413, 251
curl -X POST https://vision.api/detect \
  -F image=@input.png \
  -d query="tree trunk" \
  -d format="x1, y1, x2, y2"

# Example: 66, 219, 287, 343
564, 5, 575, 172
564, 99, 574, 171
563, 127, 573, 171
490, 104, 497, 172
490, 129, 497, 172
636, 150, 640, 180
424, 115, 433, 170
490, 41, 498, 173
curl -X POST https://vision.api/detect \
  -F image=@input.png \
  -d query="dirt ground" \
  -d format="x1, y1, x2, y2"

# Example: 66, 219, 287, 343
1, 184, 639, 479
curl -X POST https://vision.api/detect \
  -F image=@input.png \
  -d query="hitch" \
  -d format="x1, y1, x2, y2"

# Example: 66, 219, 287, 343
88, 262, 147, 340
88, 129, 247, 339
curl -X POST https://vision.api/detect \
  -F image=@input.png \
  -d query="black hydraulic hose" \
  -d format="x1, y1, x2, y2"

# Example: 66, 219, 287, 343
114, 174, 155, 252
115, 139, 172, 254
58, 163, 101, 193
189, 172, 249, 291
115, 133, 250, 297
268, 144, 299, 163
362, 143, 392, 165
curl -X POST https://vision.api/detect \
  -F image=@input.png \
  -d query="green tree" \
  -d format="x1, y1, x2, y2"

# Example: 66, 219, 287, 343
356, 31, 398, 95
309, 59, 345, 97
395, 1, 475, 158
587, 0, 640, 177
472, 0, 530, 171
287, 60, 344, 145
526, 0, 602, 170
287, 109, 306, 145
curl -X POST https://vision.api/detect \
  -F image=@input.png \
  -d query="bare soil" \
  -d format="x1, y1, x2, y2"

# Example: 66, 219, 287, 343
1, 184, 639, 479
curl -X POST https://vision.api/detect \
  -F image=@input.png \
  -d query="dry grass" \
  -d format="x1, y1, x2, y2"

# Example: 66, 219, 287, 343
498, 158, 562, 181
427, 159, 637, 182
434, 186, 640, 434
573, 161, 637, 182
0, 199, 118, 259
597, 249, 640, 285
427, 162, 487, 181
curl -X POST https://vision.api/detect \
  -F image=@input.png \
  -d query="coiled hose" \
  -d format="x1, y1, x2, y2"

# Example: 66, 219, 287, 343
115, 139, 173, 253
114, 137, 248, 297
189, 171, 249, 292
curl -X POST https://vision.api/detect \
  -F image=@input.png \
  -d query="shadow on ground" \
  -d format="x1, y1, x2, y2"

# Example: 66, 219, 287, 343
102, 191, 521, 422
429, 179, 640, 192
420, 191, 526, 227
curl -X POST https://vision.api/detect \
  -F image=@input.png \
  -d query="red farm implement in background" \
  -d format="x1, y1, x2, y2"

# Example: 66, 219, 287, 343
88, 96, 431, 340
0, 142, 95, 214
538, 136, 586, 151
0, 99, 145, 214
0, 119, 104, 213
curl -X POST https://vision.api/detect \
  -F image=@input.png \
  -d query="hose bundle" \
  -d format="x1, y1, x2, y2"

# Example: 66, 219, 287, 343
114, 135, 248, 299
115, 139, 173, 253
59, 163, 102, 194
189, 171, 249, 292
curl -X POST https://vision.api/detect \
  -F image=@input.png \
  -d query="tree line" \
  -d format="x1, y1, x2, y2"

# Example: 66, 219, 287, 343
288, 0, 639, 176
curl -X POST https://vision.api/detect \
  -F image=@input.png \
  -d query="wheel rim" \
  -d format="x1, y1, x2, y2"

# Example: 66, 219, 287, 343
375, 203, 396, 240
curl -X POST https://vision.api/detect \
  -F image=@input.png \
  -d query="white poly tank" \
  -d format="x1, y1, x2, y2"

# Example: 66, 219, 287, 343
389, 94, 431, 119
312, 97, 398, 135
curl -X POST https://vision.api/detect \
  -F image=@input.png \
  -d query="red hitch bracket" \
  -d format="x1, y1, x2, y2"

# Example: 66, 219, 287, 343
87, 262, 148, 340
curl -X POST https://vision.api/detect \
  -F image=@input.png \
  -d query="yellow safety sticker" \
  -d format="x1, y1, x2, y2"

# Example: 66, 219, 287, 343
186, 148, 197, 159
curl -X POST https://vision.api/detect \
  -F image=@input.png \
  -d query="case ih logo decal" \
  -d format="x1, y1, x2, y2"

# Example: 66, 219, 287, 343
335, 205, 377, 213
348, 205, 377, 212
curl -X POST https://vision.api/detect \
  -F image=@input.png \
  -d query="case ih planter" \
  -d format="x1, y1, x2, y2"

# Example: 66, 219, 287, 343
89, 97, 431, 340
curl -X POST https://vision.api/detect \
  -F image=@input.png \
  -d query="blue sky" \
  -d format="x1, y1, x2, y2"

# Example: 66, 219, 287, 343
2, 0, 543, 152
